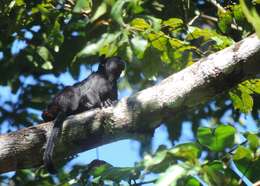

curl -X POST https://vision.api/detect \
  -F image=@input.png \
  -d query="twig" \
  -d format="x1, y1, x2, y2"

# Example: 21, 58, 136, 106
199, 13, 243, 31
188, 14, 200, 26
132, 179, 157, 186
208, 0, 226, 13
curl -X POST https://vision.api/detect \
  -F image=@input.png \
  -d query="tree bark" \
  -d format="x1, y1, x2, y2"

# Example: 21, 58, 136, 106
0, 34, 260, 173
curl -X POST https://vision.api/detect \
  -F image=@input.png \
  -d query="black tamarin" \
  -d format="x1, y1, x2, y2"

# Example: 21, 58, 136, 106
42, 56, 125, 173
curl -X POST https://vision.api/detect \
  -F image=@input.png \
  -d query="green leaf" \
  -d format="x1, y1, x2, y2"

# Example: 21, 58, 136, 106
169, 143, 201, 162
233, 146, 253, 160
245, 133, 259, 152
146, 16, 162, 31
232, 4, 246, 23
101, 167, 140, 182
241, 92, 253, 112
77, 32, 121, 58
148, 32, 167, 51
8, 0, 16, 9
37, 46, 53, 64
169, 38, 188, 48
15, 0, 25, 6
37, 47, 49, 61
130, 36, 148, 58
229, 83, 254, 113
142, 144, 200, 174
111, 0, 130, 25
41, 61, 53, 70
73, 0, 92, 14
239, 83, 253, 94
49, 20, 64, 47
90, 2, 107, 22
218, 11, 233, 33
143, 148, 169, 173
131, 18, 151, 31
203, 161, 226, 186
142, 47, 162, 78
36, 4, 49, 14
127, 1, 144, 14
181, 176, 201, 186
229, 90, 243, 109
186, 27, 234, 50
253, 0, 260, 4
88, 161, 140, 183
197, 125, 236, 152
247, 79, 260, 94
163, 18, 183, 29
90, 164, 112, 177
240, 0, 260, 38
99, 41, 119, 56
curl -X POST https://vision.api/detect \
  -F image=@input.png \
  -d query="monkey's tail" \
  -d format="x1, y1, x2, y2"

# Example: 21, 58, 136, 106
43, 112, 66, 174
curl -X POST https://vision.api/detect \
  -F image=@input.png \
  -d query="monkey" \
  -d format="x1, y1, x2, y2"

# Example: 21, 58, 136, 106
42, 56, 125, 173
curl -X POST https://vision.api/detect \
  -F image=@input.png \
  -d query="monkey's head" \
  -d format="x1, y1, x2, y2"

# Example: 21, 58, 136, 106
98, 56, 125, 81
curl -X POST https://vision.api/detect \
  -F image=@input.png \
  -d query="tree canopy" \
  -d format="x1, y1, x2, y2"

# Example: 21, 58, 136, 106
0, 0, 259, 185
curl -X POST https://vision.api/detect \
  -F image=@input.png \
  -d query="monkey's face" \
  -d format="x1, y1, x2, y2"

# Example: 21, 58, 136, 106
42, 105, 60, 121
105, 57, 125, 80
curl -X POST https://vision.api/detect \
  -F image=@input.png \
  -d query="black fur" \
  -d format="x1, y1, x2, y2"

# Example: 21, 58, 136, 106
42, 56, 125, 173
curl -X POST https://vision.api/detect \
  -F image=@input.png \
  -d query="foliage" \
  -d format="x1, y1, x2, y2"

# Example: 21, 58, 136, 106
229, 79, 260, 113
240, 0, 260, 37
0, 0, 259, 185
197, 125, 236, 152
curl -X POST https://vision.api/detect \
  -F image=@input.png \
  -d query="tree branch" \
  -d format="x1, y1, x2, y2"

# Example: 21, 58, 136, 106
0, 34, 260, 173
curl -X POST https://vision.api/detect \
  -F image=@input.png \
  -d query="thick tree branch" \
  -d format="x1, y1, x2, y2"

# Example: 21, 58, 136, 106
0, 34, 260, 173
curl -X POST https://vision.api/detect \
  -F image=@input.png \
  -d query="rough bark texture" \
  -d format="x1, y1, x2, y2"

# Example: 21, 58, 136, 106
0, 34, 260, 173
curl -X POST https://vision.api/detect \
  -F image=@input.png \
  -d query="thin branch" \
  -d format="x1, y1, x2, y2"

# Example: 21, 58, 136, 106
198, 13, 243, 31
133, 179, 157, 186
188, 13, 200, 26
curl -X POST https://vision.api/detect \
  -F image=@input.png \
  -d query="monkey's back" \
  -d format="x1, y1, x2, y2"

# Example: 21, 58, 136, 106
74, 72, 114, 99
